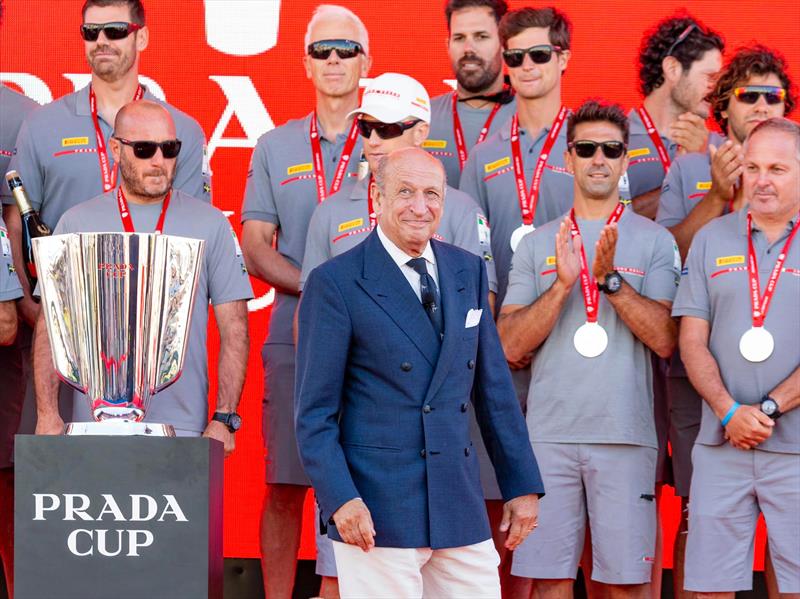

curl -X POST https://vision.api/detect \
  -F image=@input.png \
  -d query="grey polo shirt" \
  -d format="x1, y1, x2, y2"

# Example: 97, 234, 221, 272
672, 210, 799, 454
425, 92, 517, 188
460, 116, 573, 305
241, 112, 363, 345
52, 189, 253, 433
299, 176, 497, 291
0, 214, 22, 302
0, 84, 37, 176
503, 208, 681, 447
1, 84, 210, 229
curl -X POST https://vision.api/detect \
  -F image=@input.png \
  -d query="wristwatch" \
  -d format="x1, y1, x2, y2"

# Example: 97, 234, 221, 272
759, 396, 782, 420
597, 271, 623, 295
213, 411, 242, 432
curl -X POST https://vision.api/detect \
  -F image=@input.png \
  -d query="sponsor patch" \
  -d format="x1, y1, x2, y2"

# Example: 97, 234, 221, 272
61, 136, 89, 147
338, 218, 364, 233
476, 214, 491, 248
229, 227, 243, 257
627, 147, 651, 158
422, 140, 447, 149
0, 227, 10, 257
202, 144, 212, 177
484, 156, 511, 173
695, 181, 712, 190
287, 163, 313, 176
716, 255, 745, 266
673, 241, 682, 272
546, 255, 556, 266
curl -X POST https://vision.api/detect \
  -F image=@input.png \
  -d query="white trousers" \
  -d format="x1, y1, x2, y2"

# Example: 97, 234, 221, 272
332, 538, 501, 599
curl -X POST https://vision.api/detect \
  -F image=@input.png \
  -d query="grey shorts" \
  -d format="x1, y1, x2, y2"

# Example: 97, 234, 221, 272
666, 376, 701, 497
685, 444, 800, 594
262, 343, 309, 486
511, 442, 657, 584
315, 504, 337, 577
652, 355, 672, 485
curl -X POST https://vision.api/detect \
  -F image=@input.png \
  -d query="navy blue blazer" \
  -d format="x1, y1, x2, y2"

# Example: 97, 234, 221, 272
295, 230, 543, 549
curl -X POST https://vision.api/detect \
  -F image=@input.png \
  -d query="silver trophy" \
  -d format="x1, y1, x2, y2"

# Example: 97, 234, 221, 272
33, 232, 204, 436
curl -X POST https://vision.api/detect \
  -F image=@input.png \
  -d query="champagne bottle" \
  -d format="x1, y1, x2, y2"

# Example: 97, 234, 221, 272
5, 170, 50, 294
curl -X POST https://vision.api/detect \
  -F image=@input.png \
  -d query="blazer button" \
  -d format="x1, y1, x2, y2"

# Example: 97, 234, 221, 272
420, 449, 426, 458
401, 362, 412, 372
460, 403, 468, 413
464, 447, 471, 456
467, 359, 475, 369
422, 404, 432, 414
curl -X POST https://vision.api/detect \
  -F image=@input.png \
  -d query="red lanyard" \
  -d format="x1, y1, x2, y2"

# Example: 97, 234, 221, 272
116, 187, 171, 234
89, 84, 144, 192
309, 112, 359, 203
510, 106, 568, 226
451, 92, 503, 171
367, 175, 377, 228
569, 203, 626, 323
746, 212, 799, 327
637, 106, 671, 173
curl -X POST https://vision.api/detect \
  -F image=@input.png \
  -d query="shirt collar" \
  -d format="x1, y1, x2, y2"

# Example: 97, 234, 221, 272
741, 208, 799, 236
303, 111, 354, 146
350, 176, 369, 200
376, 225, 435, 269
499, 111, 565, 143
75, 83, 153, 118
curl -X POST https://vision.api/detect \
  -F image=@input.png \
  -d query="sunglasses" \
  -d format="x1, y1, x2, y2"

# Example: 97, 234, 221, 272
502, 44, 562, 68
80, 22, 143, 42
115, 138, 182, 159
307, 39, 363, 60
732, 85, 787, 105
357, 119, 421, 140
569, 140, 627, 159
664, 22, 702, 58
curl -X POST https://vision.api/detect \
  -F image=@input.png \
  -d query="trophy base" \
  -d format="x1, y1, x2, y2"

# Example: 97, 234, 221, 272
65, 421, 176, 437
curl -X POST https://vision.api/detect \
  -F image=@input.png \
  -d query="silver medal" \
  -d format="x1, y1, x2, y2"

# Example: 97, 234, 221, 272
510, 224, 535, 252
739, 326, 774, 363
573, 321, 608, 358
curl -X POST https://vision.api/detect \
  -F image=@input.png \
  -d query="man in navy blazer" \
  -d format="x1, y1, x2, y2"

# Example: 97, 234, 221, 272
295, 147, 544, 598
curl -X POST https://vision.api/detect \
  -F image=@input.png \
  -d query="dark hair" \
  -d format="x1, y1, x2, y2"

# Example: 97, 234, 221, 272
638, 14, 723, 96
445, 0, 508, 31
710, 44, 796, 131
82, 0, 145, 25
567, 99, 630, 145
498, 7, 572, 51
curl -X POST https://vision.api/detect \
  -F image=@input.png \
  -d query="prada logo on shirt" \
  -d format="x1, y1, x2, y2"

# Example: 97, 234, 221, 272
287, 162, 313, 176
627, 147, 650, 158
484, 156, 511, 173
61, 137, 90, 147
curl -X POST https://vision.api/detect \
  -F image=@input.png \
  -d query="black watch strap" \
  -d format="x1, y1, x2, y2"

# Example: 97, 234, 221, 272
760, 396, 782, 420
212, 411, 242, 432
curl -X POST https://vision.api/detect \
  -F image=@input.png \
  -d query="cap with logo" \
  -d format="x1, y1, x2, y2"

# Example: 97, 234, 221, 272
349, 72, 431, 124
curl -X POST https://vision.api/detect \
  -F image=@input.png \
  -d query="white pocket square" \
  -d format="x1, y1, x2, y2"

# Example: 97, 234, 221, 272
465, 308, 483, 328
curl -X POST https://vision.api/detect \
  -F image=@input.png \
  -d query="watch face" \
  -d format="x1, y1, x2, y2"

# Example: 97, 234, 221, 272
607, 273, 623, 292
229, 413, 242, 431
762, 399, 778, 416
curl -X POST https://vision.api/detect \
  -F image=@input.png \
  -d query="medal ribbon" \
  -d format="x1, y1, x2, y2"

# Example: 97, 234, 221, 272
637, 106, 671, 173
116, 187, 171, 234
451, 91, 503, 171
367, 175, 377, 228
746, 211, 800, 327
510, 106, 568, 226
569, 202, 626, 323
90, 84, 144, 193
309, 112, 360, 203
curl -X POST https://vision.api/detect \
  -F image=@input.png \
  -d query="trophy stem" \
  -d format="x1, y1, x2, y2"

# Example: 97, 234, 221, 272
66, 421, 176, 437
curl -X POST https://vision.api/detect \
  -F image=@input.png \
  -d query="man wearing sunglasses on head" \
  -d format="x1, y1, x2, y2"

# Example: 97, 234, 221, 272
497, 100, 680, 596
239, 5, 371, 598
33, 100, 251, 450
653, 45, 795, 599
424, 0, 516, 188
626, 15, 724, 219
0, 0, 210, 436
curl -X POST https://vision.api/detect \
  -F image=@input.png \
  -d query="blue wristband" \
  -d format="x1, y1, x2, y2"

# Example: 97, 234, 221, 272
721, 402, 741, 427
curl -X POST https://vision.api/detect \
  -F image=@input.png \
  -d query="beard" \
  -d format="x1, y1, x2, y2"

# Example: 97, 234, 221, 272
670, 76, 708, 118
120, 158, 174, 199
454, 53, 502, 94
88, 44, 135, 83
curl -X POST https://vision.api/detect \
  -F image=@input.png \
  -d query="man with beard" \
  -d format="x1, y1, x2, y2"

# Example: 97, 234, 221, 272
33, 100, 251, 449
673, 117, 800, 597
498, 100, 680, 597
426, 0, 516, 188
240, 5, 371, 597
626, 15, 723, 218
654, 45, 794, 599
0, 0, 209, 435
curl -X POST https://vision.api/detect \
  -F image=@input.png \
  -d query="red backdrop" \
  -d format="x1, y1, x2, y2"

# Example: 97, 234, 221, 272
2, 0, 797, 563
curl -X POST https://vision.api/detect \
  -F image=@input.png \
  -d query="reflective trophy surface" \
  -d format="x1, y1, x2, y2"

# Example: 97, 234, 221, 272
33, 232, 204, 436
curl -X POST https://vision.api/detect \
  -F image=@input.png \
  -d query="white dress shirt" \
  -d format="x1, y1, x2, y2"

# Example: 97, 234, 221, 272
376, 225, 439, 303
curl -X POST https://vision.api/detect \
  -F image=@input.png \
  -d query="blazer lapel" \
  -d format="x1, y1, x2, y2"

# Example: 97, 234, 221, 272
357, 232, 440, 366
424, 241, 468, 403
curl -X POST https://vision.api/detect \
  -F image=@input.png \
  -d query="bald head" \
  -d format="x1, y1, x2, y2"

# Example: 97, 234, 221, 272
372, 147, 446, 256
114, 99, 175, 139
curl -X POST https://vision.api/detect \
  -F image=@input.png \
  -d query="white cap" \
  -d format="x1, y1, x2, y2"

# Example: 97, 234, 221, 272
349, 73, 431, 124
